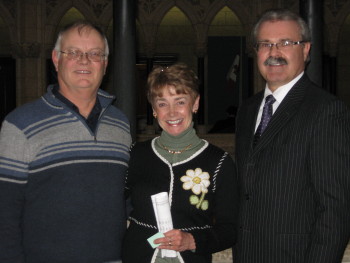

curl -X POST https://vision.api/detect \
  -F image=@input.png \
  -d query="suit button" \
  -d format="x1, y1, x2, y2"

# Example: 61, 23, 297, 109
245, 194, 250, 200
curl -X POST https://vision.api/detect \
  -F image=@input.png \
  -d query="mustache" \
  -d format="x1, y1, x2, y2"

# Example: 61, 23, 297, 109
264, 56, 288, 66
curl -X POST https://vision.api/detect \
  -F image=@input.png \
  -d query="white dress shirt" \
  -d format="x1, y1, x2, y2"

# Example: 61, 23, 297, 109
255, 72, 304, 132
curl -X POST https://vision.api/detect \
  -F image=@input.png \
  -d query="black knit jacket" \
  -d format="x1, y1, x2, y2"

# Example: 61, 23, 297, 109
122, 139, 239, 263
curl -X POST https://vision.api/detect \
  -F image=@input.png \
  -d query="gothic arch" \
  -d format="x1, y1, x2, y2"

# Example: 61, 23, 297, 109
71, 0, 101, 24
156, 6, 194, 41
138, 0, 176, 25
44, 0, 111, 47
175, 1, 213, 25
96, 2, 113, 29
332, 0, 350, 28
226, 1, 255, 37
44, 3, 85, 45
174, 0, 226, 46
136, 1, 179, 57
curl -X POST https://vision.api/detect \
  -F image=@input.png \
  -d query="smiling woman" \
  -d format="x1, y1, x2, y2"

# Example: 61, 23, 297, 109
151, 87, 199, 136
122, 63, 239, 263
147, 64, 200, 137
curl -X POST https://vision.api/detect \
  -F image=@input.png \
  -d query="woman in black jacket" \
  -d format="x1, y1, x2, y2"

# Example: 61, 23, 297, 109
122, 63, 239, 263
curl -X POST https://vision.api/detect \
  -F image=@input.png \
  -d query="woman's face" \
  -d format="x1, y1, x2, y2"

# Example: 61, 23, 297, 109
153, 85, 199, 136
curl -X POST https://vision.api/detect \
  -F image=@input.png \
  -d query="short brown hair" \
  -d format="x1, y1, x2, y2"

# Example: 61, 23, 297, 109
147, 63, 199, 106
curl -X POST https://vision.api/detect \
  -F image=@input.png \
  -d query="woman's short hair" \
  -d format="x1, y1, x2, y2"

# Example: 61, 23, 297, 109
251, 8, 311, 46
147, 63, 199, 105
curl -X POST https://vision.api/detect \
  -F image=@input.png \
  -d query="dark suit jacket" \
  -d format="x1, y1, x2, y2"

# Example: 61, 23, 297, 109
233, 74, 350, 263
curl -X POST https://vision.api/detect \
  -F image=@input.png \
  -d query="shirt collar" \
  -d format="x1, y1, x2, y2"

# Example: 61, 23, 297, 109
52, 85, 101, 121
264, 71, 304, 104
52, 85, 79, 114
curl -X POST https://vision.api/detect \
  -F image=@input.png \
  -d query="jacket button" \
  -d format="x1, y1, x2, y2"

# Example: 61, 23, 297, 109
245, 194, 250, 200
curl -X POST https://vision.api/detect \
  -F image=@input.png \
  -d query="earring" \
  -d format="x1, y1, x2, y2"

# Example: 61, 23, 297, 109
153, 112, 157, 118
193, 110, 198, 114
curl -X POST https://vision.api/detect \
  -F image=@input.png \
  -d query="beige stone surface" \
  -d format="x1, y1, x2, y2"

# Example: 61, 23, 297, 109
343, 243, 350, 263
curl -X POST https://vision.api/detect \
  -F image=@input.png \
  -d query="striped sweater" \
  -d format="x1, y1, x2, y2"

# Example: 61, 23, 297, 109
0, 85, 132, 263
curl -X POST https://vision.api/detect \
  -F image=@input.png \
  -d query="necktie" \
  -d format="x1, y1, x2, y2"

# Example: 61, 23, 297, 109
253, 95, 276, 146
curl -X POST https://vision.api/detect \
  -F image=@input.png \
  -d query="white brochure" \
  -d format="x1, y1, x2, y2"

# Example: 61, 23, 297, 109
151, 192, 177, 258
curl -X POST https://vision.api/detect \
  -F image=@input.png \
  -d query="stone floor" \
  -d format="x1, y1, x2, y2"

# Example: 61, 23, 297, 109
212, 243, 350, 263
343, 244, 350, 263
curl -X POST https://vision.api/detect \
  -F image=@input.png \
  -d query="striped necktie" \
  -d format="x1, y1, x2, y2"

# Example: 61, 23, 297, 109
253, 95, 276, 146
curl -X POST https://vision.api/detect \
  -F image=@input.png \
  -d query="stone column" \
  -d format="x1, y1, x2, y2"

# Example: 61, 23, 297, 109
113, 0, 137, 140
142, 35, 157, 134
197, 57, 205, 125
146, 57, 154, 126
300, 0, 324, 88
14, 0, 46, 105
195, 43, 207, 133
12, 42, 41, 104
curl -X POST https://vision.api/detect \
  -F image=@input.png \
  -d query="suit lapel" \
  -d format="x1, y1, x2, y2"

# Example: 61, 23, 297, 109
241, 93, 263, 158
250, 75, 309, 157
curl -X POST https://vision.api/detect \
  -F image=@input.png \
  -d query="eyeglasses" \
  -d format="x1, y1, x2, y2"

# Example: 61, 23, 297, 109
59, 50, 106, 62
255, 40, 306, 52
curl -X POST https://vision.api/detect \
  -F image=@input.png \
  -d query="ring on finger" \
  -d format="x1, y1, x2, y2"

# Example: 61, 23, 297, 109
168, 241, 172, 246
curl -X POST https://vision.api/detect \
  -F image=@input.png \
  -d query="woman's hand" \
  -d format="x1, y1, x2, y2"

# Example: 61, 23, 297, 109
154, 229, 196, 252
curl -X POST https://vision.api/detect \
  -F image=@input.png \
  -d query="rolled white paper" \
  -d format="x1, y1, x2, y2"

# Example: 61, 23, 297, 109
151, 192, 177, 258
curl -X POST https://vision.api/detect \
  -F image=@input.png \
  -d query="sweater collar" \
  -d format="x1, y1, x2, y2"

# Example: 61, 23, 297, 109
156, 123, 202, 150
44, 84, 115, 110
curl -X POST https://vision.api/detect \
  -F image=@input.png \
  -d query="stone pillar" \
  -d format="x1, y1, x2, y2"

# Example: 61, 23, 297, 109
195, 43, 207, 133
146, 57, 154, 126
143, 38, 156, 133
300, 0, 324, 88
13, 42, 42, 105
14, 0, 46, 105
197, 56, 205, 125
113, 0, 137, 140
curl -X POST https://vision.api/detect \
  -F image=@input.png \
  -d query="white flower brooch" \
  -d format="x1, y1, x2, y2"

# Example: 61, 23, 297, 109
180, 168, 210, 210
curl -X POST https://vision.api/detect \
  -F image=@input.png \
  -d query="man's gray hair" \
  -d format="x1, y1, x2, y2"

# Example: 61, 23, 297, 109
54, 20, 109, 59
251, 9, 311, 46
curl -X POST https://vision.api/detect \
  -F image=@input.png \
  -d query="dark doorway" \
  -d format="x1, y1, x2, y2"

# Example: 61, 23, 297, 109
0, 57, 16, 124
207, 36, 248, 128
47, 58, 58, 86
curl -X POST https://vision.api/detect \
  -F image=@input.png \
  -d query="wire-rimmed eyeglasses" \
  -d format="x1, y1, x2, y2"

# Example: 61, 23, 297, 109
59, 49, 106, 62
255, 40, 306, 52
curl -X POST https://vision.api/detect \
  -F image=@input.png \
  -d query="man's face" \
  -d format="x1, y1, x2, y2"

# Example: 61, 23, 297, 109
52, 27, 108, 96
256, 20, 311, 91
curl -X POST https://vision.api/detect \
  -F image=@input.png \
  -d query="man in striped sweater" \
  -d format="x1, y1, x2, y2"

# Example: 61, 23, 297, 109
0, 21, 131, 263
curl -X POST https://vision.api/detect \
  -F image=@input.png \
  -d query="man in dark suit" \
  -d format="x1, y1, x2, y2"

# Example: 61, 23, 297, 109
233, 9, 350, 263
